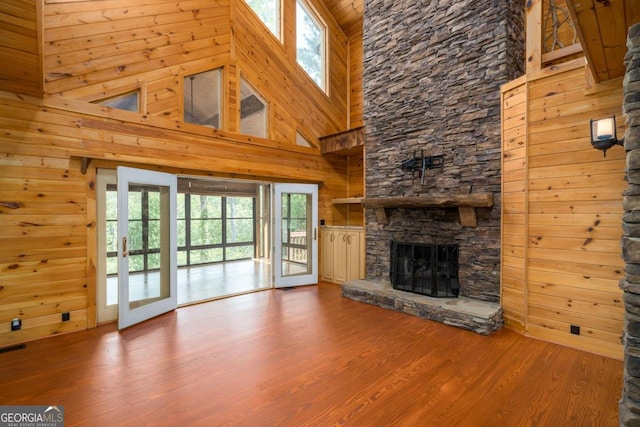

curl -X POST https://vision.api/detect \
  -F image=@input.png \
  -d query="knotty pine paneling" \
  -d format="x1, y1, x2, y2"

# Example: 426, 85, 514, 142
500, 64, 625, 359
0, 0, 40, 97
0, 81, 351, 346
41, 0, 349, 148
0, 151, 89, 347
501, 79, 527, 333
348, 22, 363, 128
233, 0, 348, 141
5, 0, 354, 348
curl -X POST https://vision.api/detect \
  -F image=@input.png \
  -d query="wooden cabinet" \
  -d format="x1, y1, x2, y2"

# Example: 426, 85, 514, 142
321, 227, 365, 284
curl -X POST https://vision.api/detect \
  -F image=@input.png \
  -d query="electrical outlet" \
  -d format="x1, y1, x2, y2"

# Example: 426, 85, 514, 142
570, 324, 580, 335
11, 318, 21, 331
61, 312, 70, 322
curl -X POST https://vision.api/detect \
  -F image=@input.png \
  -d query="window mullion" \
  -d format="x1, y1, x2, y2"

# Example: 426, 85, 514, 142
185, 193, 191, 266
142, 189, 149, 272
222, 196, 228, 262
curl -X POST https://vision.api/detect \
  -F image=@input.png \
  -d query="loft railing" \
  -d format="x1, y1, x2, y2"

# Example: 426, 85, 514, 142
541, 0, 582, 65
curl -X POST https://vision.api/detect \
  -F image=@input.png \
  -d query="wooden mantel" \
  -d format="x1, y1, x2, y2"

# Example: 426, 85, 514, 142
361, 193, 494, 227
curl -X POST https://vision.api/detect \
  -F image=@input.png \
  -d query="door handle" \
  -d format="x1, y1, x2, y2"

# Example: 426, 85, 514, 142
314, 227, 317, 241
122, 236, 128, 258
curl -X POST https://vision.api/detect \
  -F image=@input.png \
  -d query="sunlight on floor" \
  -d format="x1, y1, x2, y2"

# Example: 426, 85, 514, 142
107, 259, 273, 306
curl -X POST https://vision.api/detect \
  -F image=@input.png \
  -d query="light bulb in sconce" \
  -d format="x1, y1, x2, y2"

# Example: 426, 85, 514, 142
590, 115, 623, 157
595, 117, 614, 141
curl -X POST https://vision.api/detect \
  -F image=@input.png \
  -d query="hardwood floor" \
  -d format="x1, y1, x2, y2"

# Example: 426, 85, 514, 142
0, 283, 622, 426
106, 259, 272, 307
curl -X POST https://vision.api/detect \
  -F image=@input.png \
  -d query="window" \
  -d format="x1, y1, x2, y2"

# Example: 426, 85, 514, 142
296, 0, 326, 91
94, 91, 139, 112
296, 131, 315, 148
240, 78, 268, 138
105, 184, 163, 274
245, 0, 281, 40
105, 186, 256, 273
225, 197, 255, 260
188, 194, 224, 264
281, 193, 309, 264
184, 69, 222, 128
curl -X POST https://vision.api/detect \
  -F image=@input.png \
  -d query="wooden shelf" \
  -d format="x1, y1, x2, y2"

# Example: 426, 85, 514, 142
320, 127, 364, 155
361, 194, 493, 227
332, 197, 363, 204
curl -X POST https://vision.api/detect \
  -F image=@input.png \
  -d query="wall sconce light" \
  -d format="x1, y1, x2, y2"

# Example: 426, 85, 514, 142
590, 115, 623, 157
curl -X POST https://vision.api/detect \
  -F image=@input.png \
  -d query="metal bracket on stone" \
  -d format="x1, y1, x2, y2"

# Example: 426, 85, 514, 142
399, 150, 444, 185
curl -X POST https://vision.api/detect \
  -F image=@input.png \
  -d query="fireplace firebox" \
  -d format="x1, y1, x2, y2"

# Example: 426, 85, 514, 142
390, 242, 459, 298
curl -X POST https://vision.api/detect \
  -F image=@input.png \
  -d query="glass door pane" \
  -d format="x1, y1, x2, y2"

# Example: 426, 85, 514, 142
273, 184, 318, 287
117, 167, 177, 329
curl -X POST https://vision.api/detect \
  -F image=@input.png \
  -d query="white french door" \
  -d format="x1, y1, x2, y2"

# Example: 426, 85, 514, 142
273, 184, 318, 288
117, 166, 178, 329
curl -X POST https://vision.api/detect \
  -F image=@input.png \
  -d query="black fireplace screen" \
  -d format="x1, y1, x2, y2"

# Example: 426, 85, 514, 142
390, 241, 459, 298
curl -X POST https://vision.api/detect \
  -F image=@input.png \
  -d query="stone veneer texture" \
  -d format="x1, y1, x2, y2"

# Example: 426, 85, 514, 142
362, 1, 525, 301
621, 22, 640, 427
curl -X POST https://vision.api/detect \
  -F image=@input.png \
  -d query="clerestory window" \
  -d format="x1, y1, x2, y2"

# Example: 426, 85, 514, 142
296, 0, 327, 92
240, 78, 268, 138
94, 91, 139, 112
184, 68, 223, 128
245, 0, 281, 40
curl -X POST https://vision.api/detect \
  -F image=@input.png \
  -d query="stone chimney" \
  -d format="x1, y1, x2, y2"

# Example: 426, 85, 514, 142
362, 1, 525, 301
620, 21, 640, 427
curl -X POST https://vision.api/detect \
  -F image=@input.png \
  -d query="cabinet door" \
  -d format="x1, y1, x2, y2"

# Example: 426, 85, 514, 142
334, 231, 348, 283
345, 231, 362, 281
321, 229, 335, 281
359, 231, 366, 279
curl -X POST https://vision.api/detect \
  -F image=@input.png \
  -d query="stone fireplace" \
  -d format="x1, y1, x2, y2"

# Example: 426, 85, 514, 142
342, 0, 525, 334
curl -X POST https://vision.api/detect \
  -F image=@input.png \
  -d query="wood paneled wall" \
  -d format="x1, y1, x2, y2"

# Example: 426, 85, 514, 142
42, 0, 348, 140
501, 60, 625, 359
0, 0, 354, 347
43, 0, 232, 116
347, 22, 363, 128
234, 0, 348, 140
501, 76, 527, 333
0, 0, 40, 97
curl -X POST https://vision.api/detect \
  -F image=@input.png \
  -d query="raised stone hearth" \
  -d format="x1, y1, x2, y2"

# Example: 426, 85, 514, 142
342, 280, 503, 335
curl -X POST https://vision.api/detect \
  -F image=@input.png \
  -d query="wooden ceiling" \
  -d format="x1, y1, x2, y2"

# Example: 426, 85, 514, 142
325, 0, 363, 33
567, 0, 640, 82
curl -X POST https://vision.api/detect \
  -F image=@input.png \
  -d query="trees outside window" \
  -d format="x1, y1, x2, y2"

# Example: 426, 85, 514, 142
106, 187, 255, 274
296, 0, 326, 92
225, 197, 255, 260
245, 0, 281, 40
281, 192, 309, 264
